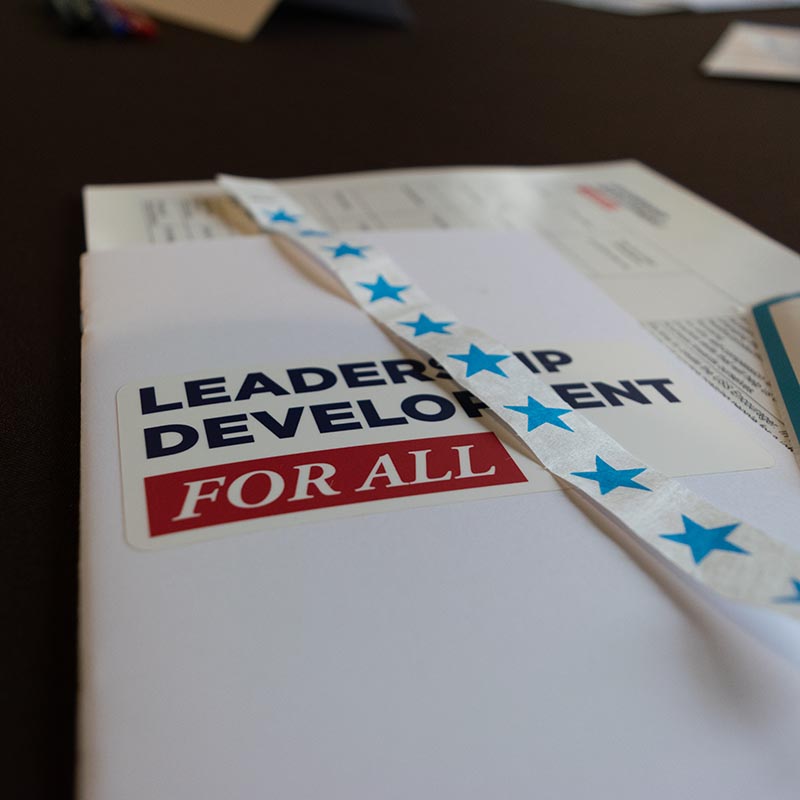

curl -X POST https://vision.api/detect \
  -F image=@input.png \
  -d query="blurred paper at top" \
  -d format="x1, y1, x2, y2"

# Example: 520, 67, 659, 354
702, 22, 800, 82
127, 0, 280, 40
127, 0, 413, 39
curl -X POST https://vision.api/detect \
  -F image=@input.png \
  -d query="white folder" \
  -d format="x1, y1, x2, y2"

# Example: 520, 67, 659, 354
79, 229, 800, 799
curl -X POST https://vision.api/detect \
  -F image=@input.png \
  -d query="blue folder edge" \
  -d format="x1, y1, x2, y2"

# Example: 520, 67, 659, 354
752, 292, 800, 452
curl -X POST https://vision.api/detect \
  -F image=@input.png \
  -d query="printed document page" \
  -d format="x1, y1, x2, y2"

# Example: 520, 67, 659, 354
84, 161, 800, 445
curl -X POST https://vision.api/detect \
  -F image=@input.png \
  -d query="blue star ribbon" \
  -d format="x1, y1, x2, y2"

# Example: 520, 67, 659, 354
218, 174, 800, 625
398, 313, 454, 337
449, 344, 509, 377
299, 229, 330, 237
774, 578, 800, 604
324, 242, 370, 259
504, 396, 573, 433
266, 208, 299, 224
357, 275, 410, 303
660, 516, 748, 564
571, 456, 650, 495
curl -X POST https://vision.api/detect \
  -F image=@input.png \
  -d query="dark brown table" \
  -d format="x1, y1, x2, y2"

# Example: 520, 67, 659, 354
2, 0, 799, 794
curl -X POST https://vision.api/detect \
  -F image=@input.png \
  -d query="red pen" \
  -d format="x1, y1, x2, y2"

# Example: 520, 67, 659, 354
99, 1, 159, 38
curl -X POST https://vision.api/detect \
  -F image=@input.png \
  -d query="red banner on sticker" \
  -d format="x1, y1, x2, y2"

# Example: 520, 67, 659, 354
144, 432, 526, 537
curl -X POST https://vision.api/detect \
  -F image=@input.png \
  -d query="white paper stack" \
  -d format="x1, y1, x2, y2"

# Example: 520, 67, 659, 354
79, 228, 800, 799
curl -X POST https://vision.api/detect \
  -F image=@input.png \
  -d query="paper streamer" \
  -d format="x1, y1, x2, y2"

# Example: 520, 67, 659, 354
218, 173, 800, 621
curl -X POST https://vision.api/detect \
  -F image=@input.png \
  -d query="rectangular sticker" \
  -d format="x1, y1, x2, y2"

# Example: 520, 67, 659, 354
117, 340, 771, 549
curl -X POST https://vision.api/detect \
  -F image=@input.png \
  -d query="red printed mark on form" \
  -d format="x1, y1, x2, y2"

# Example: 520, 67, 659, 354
577, 185, 619, 210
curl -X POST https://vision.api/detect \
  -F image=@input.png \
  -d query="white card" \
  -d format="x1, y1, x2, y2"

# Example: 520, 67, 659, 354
80, 230, 800, 800
702, 21, 800, 82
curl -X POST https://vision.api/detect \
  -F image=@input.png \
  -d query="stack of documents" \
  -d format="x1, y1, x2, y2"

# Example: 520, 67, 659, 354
85, 161, 800, 449
80, 162, 800, 799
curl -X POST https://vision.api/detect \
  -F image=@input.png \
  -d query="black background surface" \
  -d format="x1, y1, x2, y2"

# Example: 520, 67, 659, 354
2, 0, 799, 795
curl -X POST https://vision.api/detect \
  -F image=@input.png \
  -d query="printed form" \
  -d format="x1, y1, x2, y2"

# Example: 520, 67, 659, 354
84, 161, 800, 446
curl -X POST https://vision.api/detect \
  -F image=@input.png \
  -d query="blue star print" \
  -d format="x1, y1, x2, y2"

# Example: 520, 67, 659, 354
571, 456, 650, 495
774, 578, 800, 604
357, 275, 410, 303
266, 208, 299, 224
399, 314, 454, 337
660, 515, 748, 564
299, 229, 329, 237
449, 344, 510, 378
504, 396, 574, 432
325, 242, 370, 259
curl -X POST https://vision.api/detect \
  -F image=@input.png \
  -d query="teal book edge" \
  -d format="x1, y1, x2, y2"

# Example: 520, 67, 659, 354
752, 292, 800, 455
